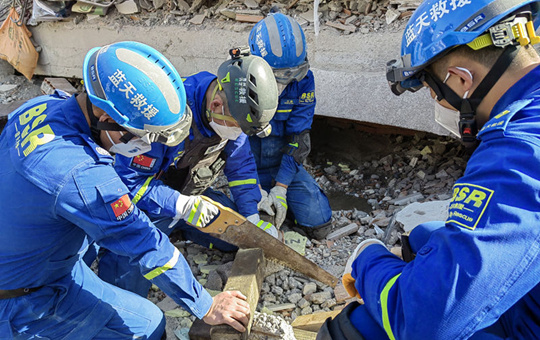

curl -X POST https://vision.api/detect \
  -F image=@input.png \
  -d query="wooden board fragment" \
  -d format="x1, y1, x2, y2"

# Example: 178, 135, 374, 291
210, 248, 265, 340
291, 310, 341, 332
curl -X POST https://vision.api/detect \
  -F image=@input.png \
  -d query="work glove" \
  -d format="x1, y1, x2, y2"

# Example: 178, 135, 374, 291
257, 188, 275, 217
174, 194, 219, 228
247, 214, 279, 239
342, 239, 386, 299
268, 185, 288, 228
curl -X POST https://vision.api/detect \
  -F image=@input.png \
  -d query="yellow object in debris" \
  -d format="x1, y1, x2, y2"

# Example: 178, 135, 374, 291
284, 231, 307, 256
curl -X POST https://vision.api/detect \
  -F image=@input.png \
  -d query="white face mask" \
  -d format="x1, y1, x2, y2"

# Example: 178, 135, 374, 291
277, 83, 287, 96
105, 130, 152, 157
434, 67, 472, 138
434, 102, 461, 138
209, 120, 243, 140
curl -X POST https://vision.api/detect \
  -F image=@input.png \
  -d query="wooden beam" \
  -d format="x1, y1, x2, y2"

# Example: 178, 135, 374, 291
210, 248, 265, 340
291, 310, 341, 332
293, 328, 318, 340
188, 318, 211, 340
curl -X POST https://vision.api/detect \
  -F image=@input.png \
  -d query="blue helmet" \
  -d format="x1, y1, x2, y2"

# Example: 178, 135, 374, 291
249, 13, 309, 84
387, 0, 540, 94
83, 41, 191, 146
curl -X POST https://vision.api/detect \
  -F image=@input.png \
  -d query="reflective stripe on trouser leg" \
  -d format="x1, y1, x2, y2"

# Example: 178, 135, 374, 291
380, 273, 402, 340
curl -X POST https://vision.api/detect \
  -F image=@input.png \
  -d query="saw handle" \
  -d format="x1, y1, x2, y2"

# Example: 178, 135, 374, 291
199, 195, 244, 234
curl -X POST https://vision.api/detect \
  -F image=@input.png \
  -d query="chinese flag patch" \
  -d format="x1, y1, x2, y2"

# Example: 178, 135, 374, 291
131, 155, 156, 171
110, 194, 134, 221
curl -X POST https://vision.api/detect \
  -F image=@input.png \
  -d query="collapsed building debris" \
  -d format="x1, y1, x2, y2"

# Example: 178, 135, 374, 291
1, 0, 422, 35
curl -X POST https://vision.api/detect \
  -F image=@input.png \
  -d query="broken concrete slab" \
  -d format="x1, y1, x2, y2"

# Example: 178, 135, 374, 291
190, 14, 206, 25
395, 200, 451, 232
326, 223, 359, 241
115, 0, 139, 14
325, 21, 356, 33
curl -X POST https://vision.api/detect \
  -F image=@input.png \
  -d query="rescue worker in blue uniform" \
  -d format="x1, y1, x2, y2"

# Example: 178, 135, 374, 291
318, 1, 540, 339
249, 13, 333, 240
95, 48, 280, 298
0, 41, 251, 339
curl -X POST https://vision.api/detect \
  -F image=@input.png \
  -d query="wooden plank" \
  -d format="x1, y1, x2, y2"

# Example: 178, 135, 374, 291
235, 13, 263, 23
210, 248, 265, 340
188, 318, 211, 340
293, 328, 318, 340
291, 310, 341, 332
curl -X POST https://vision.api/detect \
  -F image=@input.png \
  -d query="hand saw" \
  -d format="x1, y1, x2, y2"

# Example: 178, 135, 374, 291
197, 196, 338, 288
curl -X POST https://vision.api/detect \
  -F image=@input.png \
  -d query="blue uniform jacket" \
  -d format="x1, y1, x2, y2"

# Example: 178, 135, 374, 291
0, 93, 212, 318
114, 71, 261, 218
352, 66, 540, 339
251, 70, 316, 186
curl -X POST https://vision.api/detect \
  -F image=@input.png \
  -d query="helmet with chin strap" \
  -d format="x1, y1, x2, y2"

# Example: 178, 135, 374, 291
249, 13, 309, 85
216, 47, 278, 138
83, 41, 191, 146
386, 0, 540, 142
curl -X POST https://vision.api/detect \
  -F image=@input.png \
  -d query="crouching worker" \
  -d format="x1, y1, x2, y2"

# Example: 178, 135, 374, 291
95, 47, 280, 297
0, 41, 249, 339
318, 0, 540, 339
248, 13, 333, 240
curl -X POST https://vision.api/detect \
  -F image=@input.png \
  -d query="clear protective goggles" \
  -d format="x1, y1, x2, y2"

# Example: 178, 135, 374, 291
273, 61, 309, 85
124, 106, 192, 147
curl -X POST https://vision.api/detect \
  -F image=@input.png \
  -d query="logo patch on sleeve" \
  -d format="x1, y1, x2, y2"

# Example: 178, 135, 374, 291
447, 183, 494, 230
110, 194, 134, 221
131, 155, 156, 171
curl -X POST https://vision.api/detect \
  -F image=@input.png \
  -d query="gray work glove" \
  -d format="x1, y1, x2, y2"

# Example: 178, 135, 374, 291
268, 186, 288, 228
257, 188, 275, 217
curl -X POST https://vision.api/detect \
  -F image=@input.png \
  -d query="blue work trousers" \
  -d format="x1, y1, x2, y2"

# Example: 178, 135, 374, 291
251, 135, 331, 228
0, 261, 165, 339
97, 188, 237, 298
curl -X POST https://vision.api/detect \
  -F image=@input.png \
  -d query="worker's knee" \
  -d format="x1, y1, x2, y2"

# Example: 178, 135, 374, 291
147, 313, 166, 340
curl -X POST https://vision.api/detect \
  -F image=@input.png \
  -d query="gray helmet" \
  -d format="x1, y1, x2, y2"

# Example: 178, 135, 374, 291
217, 47, 278, 137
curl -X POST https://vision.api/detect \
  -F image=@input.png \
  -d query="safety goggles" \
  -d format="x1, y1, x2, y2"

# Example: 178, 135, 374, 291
123, 106, 192, 147
387, 16, 540, 96
273, 61, 309, 85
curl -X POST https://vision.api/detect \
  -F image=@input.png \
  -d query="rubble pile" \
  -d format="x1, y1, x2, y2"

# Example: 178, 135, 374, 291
1, 0, 422, 34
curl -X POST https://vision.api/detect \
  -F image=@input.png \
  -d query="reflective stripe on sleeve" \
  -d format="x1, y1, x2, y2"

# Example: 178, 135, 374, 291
277, 109, 292, 113
132, 175, 155, 205
380, 273, 402, 340
228, 179, 257, 187
143, 247, 180, 280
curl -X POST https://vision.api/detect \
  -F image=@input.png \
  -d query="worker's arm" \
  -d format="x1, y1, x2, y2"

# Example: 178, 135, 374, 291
57, 165, 212, 318
223, 133, 261, 217
275, 71, 316, 186
352, 136, 540, 340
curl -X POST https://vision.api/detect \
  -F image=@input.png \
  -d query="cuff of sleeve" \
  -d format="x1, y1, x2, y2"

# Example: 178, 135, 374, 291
351, 244, 388, 279
192, 288, 214, 319
275, 155, 297, 186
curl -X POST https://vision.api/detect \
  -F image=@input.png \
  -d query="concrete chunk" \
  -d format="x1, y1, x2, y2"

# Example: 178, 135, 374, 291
326, 223, 359, 241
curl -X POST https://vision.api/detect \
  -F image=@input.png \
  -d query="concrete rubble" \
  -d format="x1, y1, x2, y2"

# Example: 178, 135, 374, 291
1, 0, 421, 36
